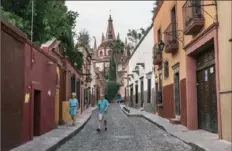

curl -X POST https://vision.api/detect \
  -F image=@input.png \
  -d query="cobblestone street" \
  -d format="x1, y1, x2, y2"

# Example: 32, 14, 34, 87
57, 103, 193, 151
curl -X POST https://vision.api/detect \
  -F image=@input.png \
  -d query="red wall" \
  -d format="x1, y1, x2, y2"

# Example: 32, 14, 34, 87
22, 42, 57, 143
1, 21, 26, 151
180, 78, 187, 126
158, 84, 175, 119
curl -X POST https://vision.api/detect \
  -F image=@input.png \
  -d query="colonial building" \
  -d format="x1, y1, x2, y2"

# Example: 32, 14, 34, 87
77, 46, 92, 110
126, 25, 155, 112
92, 15, 128, 98
41, 38, 82, 123
152, 0, 223, 139
2, 20, 58, 151
217, 1, 232, 142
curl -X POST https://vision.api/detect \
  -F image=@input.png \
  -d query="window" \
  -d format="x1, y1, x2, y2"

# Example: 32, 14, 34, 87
164, 61, 169, 79
171, 6, 177, 39
158, 28, 162, 42
99, 51, 103, 56
71, 74, 76, 93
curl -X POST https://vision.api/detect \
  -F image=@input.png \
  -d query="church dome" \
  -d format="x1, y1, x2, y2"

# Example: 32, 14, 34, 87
99, 39, 113, 48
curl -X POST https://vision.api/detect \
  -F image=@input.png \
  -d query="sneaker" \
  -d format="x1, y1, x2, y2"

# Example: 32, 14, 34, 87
105, 127, 107, 131
96, 128, 100, 132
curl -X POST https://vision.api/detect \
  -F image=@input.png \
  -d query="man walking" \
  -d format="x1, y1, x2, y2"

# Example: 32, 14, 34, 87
96, 94, 109, 132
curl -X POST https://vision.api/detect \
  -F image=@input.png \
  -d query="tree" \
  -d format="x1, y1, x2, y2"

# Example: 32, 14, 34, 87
127, 28, 145, 47
1, 0, 83, 70
104, 39, 125, 101
76, 29, 91, 48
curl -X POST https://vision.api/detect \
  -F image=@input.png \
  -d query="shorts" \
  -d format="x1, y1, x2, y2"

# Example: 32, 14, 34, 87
98, 112, 108, 121
98, 113, 104, 120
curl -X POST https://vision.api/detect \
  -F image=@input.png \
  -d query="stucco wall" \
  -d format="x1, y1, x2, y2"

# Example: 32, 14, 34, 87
1, 22, 26, 151
23, 42, 57, 144
128, 26, 155, 112
218, 1, 232, 142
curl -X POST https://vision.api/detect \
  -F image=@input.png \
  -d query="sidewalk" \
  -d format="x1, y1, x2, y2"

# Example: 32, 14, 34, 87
11, 107, 97, 151
120, 104, 232, 151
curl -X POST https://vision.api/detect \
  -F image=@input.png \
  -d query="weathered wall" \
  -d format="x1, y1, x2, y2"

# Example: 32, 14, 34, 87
23, 42, 57, 142
218, 1, 232, 142
1, 21, 26, 151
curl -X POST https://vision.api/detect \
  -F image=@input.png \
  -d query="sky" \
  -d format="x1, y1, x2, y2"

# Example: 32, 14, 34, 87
65, 1, 154, 48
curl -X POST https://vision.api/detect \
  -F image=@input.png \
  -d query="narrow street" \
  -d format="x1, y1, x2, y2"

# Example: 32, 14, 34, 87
57, 103, 193, 151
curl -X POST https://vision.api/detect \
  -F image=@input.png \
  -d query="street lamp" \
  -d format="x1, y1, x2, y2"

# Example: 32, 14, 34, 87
158, 40, 165, 52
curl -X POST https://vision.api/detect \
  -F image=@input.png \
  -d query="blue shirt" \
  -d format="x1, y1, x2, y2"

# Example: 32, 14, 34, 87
98, 99, 109, 114
69, 99, 79, 109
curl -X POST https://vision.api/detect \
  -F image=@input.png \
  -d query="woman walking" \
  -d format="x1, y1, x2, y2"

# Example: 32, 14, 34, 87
68, 92, 79, 125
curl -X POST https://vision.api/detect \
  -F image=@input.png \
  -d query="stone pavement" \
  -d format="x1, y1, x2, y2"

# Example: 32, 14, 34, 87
120, 104, 232, 151
10, 107, 97, 151
57, 103, 193, 151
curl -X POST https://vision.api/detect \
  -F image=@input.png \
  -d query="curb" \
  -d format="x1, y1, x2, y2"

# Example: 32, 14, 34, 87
47, 108, 97, 151
121, 107, 206, 151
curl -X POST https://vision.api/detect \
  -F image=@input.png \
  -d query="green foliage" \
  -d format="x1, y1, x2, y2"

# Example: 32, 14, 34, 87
105, 39, 125, 99
1, 1, 84, 70
76, 29, 91, 48
108, 56, 117, 81
109, 39, 124, 65
105, 81, 121, 101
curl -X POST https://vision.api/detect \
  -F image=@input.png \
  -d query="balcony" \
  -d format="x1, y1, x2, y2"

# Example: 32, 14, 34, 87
164, 23, 179, 53
183, 0, 204, 35
153, 44, 162, 65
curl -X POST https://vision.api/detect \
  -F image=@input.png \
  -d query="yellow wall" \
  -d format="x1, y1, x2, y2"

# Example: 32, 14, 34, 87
153, 1, 217, 87
54, 67, 60, 124
153, 1, 186, 87
62, 101, 72, 122
218, 1, 232, 142
55, 88, 59, 124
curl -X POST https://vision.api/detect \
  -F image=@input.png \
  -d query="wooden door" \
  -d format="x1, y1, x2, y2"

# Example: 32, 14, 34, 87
147, 79, 152, 104
59, 69, 66, 124
140, 78, 144, 107
130, 86, 133, 106
196, 49, 217, 133
135, 84, 138, 104
33, 90, 41, 136
174, 72, 180, 116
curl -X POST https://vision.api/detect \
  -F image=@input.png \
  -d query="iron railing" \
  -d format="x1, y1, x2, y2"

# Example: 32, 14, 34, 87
164, 23, 177, 45
183, 0, 203, 28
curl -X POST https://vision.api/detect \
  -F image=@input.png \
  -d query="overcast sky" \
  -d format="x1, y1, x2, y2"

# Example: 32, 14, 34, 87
65, 1, 154, 47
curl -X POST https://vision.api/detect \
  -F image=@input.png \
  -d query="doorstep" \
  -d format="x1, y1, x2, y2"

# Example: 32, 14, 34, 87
10, 107, 97, 151
169, 117, 181, 124
121, 105, 232, 151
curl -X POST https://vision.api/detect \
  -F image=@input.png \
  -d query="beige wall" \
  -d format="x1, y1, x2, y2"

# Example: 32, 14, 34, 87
218, 1, 232, 142
153, 1, 217, 87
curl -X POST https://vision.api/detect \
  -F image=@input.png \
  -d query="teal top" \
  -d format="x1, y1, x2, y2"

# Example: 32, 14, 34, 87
98, 99, 109, 114
68, 98, 79, 115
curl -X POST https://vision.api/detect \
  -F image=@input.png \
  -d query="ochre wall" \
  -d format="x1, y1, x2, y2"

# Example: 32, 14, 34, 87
218, 1, 232, 142
54, 67, 60, 125
153, 1, 186, 87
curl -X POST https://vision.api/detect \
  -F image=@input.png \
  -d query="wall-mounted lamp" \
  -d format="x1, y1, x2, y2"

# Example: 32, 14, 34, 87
132, 66, 139, 75
136, 63, 145, 68
229, 38, 232, 42
128, 74, 134, 79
